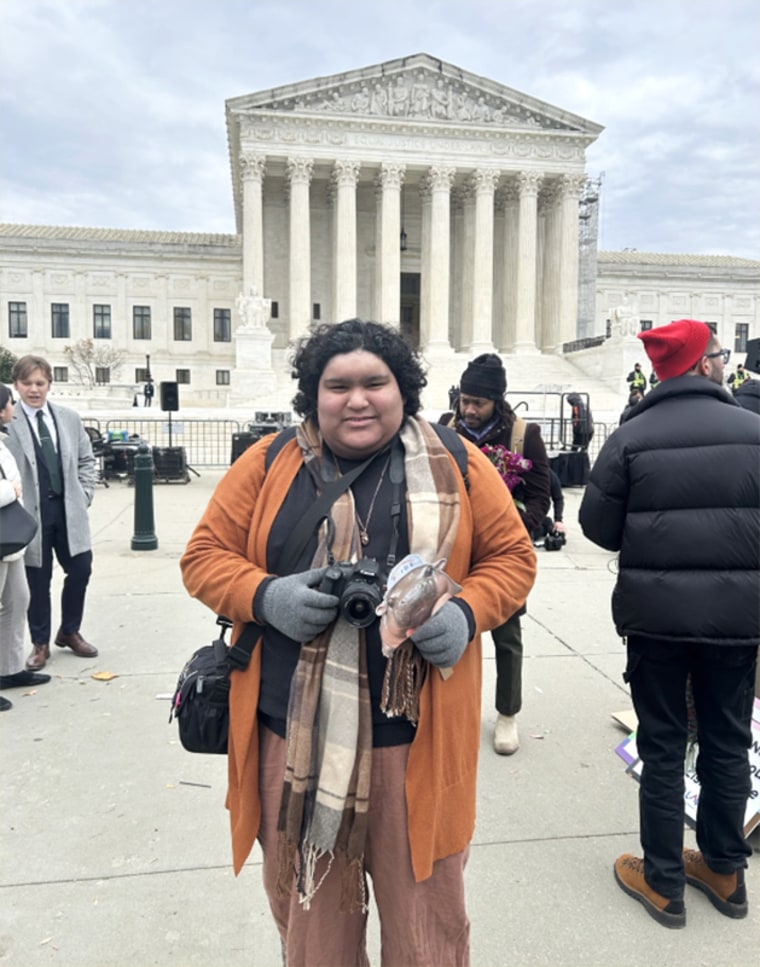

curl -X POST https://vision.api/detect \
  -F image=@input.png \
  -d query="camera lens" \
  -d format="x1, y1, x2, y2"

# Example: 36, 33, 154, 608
343, 596, 375, 627
341, 583, 384, 628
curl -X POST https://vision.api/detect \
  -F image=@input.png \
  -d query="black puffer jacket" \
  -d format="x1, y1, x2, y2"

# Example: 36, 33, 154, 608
735, 377, 760, 415
579, 375, 760, 646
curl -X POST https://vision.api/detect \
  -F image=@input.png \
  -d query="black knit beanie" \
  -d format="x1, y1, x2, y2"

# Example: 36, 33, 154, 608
459, 353, 507, 400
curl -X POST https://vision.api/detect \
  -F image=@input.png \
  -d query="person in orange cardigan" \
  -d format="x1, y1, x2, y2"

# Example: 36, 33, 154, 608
181, 319, 536, 967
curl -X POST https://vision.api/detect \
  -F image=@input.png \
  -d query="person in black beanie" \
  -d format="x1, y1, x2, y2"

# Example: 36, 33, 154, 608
442, 353, 549, 754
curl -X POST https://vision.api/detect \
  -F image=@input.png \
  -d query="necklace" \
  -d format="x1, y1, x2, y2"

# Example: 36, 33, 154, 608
354, 455, 390, 546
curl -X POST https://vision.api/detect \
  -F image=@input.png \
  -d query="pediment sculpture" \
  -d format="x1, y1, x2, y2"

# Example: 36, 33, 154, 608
261, 69, 575, 132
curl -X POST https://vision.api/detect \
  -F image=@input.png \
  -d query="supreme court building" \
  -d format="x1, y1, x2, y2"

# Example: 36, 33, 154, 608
1, 54, 758, 410
227, 52, 601, 356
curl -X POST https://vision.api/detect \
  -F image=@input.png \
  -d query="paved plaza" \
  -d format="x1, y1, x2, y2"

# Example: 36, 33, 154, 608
1, 469, 757, 967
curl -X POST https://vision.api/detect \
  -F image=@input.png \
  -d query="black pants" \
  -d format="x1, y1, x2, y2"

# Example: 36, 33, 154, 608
625, 637, 756, 900
492, 611, 522, 716
25, 495, 92, 645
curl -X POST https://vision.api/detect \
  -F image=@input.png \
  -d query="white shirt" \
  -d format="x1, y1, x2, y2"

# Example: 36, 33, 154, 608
19, 401, 59, 452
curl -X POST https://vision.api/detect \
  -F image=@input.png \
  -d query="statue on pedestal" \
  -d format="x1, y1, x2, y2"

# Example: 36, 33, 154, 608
236, 287, 271, 333
610, 297, 640, 338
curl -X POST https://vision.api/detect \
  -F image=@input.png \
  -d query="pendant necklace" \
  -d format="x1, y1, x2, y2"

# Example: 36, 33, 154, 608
354, 456, 390, 546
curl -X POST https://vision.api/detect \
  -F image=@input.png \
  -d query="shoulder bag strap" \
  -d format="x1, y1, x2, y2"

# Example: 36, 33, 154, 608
277, 450, 381, 575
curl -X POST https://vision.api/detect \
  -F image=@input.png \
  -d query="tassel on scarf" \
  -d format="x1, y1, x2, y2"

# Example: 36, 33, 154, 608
380, 639, 428, 725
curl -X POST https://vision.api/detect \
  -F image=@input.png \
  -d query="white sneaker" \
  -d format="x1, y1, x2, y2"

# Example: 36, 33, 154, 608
493, 714, 519, 755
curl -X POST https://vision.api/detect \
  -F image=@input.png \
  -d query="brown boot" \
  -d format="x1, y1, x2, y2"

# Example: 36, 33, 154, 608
26, 643, 50, 671
683, 848, 748, 918
613, 854, 686, 929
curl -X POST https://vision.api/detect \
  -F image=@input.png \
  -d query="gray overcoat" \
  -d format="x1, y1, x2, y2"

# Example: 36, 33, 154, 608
6, 402, 96, 567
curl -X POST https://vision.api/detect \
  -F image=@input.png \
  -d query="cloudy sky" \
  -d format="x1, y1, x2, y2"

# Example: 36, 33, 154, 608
1, 0, 758, 258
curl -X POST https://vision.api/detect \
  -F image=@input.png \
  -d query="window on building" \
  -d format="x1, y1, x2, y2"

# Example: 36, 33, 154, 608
216, 370, 231, 386
173, 307, 192, 341
605, 319, 611, 339
8, 301, 27, 337
735, 323, 749, 353
271, 301, 279, 319
51, 303, 70, 338
93, 304, 111, 339
95, 367, 110, 385
133, 305, 151, 340
135, 368, 150, 383
313, 303, 321, 321
213, 307, 231, 342
53, 366, 68, 383
705, 321, 718, 333
176, 369, 191, 384
639, 320, 653, 331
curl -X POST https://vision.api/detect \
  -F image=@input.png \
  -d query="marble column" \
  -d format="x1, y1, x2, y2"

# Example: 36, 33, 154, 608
421, 165, 455, 352
374, 163, 405, 325
449, 189, 465, 350
332, 159, 361, 322
459, 184, 476, 349
513, 171, 543, 354
286, 157, 313, 340
498, 180, 519, 352
557, 174, 586, 348
539, 179, 562, 353
240, 153, 266, 298
467, 168, 500, 354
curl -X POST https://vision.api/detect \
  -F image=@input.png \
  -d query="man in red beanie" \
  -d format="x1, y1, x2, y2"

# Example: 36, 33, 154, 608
580, 320, 759, 928
443, 353, 548, 755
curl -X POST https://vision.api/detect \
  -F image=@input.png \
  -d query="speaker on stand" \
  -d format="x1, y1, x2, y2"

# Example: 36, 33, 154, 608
159, 381, 179, 447
156, 381, 199, 480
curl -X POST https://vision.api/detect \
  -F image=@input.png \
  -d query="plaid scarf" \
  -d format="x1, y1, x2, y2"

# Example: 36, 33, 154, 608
276, 416, 461, 910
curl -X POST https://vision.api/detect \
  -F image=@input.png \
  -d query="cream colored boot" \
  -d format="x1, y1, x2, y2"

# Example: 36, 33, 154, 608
494, 714, 519, 755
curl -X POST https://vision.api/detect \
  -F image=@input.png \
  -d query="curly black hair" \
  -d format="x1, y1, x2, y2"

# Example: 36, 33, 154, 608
290, 319, 428, 421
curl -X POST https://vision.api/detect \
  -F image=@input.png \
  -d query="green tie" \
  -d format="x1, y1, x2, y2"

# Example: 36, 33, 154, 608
36, 410, 62, 495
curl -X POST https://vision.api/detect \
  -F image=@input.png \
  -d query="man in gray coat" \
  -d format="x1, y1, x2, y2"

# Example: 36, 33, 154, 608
7, 355, 98, 670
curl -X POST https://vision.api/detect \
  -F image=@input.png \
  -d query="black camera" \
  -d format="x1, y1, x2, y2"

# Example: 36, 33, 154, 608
319, 558, 386, 628
544, 529, 567, 552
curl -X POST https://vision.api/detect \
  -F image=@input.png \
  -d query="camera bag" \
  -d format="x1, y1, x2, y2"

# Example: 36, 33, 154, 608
169, 618, 258, 754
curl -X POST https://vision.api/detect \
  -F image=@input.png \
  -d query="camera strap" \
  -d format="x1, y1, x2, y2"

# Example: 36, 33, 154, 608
385, 436, 406, 569
277, 450, 384, 575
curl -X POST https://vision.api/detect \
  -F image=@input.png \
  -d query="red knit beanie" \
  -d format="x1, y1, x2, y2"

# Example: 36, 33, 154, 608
637, 319, 712, 380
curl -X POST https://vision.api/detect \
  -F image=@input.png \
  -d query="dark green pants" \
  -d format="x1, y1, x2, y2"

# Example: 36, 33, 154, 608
492, 611, 522, 716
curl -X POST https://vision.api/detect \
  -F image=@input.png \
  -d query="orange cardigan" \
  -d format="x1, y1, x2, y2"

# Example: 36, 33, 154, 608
180, 428, 536, 881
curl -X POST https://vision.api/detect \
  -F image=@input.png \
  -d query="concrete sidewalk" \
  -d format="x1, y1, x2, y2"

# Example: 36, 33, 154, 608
1, 470, 757, 967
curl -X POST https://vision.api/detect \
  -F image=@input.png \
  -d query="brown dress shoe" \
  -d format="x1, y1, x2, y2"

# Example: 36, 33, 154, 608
26, 643, 51, 671
54, 630, 98, 658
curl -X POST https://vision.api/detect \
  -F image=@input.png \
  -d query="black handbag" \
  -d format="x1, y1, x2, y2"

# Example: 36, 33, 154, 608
0, 466, 38, 558
169, 617, 259, 754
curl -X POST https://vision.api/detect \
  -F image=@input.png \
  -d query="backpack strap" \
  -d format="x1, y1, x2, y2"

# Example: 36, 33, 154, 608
264, 425, 297, 471
510, 418, 527, 456
430, 422, 469, 491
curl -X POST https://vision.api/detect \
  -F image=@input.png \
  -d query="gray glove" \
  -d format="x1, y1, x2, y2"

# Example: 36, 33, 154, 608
410, 600, 470, 668
258, 567, 339, 642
